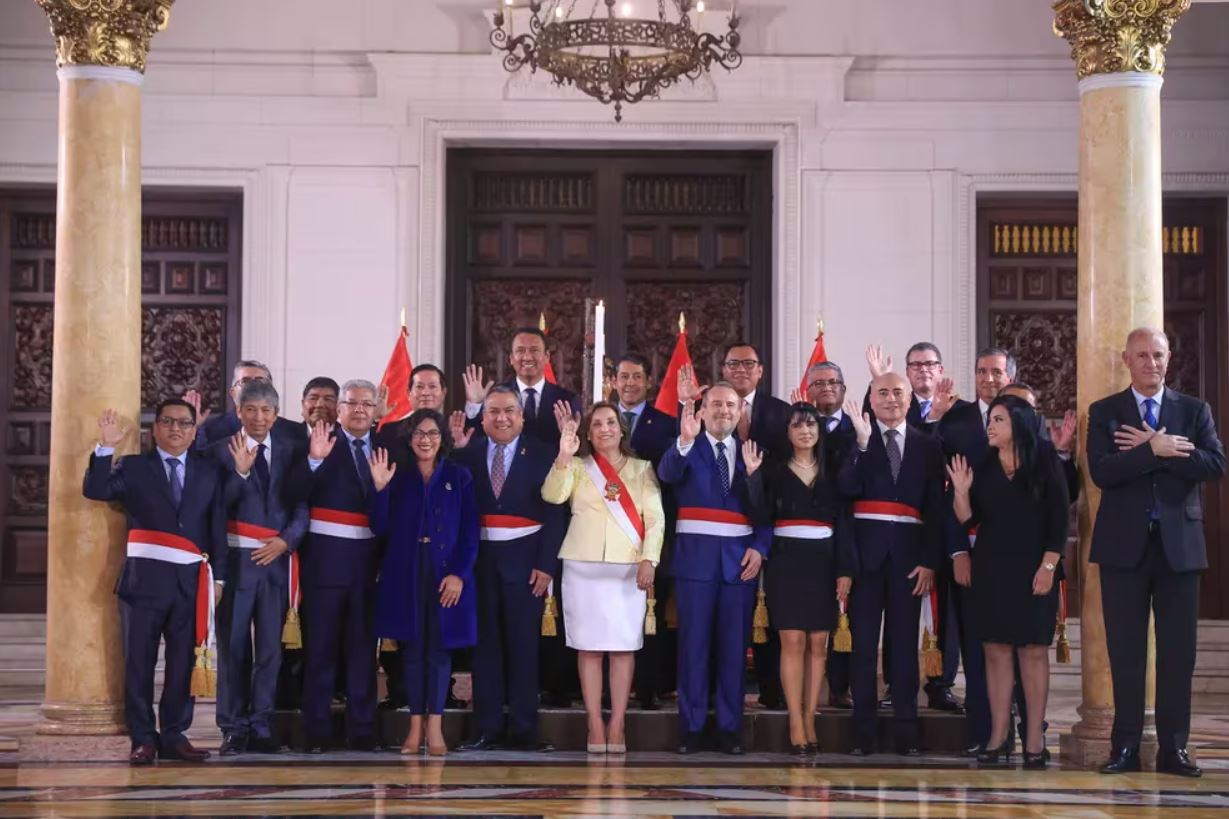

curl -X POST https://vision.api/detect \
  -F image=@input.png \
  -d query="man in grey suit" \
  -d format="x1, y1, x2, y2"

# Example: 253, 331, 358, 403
1088, 327, 1225, 777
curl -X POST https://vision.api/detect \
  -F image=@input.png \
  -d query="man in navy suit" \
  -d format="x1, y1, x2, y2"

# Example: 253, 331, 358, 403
187, 360, 302, 448
83, 398, 226, 765
838, 373, 943, 755
614, 353, 679, 709
1090, 328, 1225, 777
658, 383, 771, 755
287, 378, 383, 751
452, 386, 564, 750
211, 381, 308, 755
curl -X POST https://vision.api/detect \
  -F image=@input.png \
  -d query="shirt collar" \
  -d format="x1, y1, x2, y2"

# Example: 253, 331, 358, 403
243, 432, 271, 453
741, 388, 757, 409
155, 447, 187, 465
875, 418, 907, 438
1132, 386, 1164, 407
619, 400, 647, 415
516, 376, 545, 394
822, 408, 845, 424
978, 398, 992, 417
488, 434, 520, 454
705, 430, 734, 450
339, 428, 370, 448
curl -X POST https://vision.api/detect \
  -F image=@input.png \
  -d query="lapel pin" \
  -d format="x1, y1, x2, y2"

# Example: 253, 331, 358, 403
445, 481, 452, 491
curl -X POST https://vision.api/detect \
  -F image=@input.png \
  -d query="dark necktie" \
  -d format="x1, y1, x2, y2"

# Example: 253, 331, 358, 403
623, 411, 637, 434
1143, 399, 1160, 520
165, 457, 183, 509
716, 441, 730, 495
884, 429, 902, 483
490, 443, 507, 498
919, 399, 932, 420
824, 416, 837, 433
253, 442, 270, 498
524, 387, 537, 421
352, 437, 373, 494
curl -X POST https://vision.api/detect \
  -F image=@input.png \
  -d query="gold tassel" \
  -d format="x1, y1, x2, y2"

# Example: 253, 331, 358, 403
665, 593, 678, 629
380, 638, 398, 652
541, 594, 558, 637
644, 589, 657, 636
190, 646, 216, 698
281, 607, 302, 649
1056, 622, 1072, 664
752, 587, 769, 644
921, 629, 944, 679
833, 611, 852, 653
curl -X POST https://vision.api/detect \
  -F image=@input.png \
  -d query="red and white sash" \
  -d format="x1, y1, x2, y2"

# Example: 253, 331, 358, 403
852, 500, 923, 525
227, 520, 279, 550
479, 514, 542, 542
676, 507, 753, 538
126, 529, 215, 653
584, 454, 645, 547
920, 587, 941, 645
308, 507, 373, 540
772, 518, 834, 540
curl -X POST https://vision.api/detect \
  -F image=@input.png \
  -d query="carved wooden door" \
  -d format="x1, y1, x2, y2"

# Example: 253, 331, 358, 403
979, 197, 1228, 618
446, 149, 773, 397
0, 192, 242, 612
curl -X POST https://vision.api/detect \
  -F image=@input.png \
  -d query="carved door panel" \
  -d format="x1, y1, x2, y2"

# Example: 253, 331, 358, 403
979, 197, 1228, 618
0, 192, 242, 612
447, 150, 772, 399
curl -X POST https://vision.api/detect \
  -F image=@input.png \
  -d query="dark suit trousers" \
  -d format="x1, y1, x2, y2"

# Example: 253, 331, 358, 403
215, 576, 286, 739
825, 635, 851, 697
302, 581, 377, 742
952, 582, 989, 746
1102, 526, 1200, 752
539, 574, 578, 700
119, 587, 196, 748
851, 557, 922, 747
473, 553, 545, 741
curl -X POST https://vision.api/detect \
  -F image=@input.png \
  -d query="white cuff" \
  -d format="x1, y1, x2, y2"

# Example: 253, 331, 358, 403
94, 444, 116, 457
676, 439, 695, 456
950, 550, 969, 558
308, 457, 323, 472
464, 402, 482, 419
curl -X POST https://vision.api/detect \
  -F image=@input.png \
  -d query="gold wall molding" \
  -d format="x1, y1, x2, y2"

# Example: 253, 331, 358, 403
1052, 0, 1191, 80
37, 0, 174, 73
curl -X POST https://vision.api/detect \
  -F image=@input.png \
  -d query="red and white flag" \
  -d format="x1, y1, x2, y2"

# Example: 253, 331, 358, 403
377, 324, 413, 432
799, 322, 827, 395
654, 314, 697, 418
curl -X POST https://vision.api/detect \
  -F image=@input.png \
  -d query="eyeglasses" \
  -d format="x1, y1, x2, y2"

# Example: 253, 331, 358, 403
906, 361, 942, 371
411, 429, 442, 440
723, 359, 761, 371
155, 417, 195, 430
233, 375, 271, 387
808, 378, 844, 389
340, 400, 378, 410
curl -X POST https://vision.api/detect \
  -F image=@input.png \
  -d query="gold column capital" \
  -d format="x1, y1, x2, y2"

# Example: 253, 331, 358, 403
36, 0, 175, 74
1053, 0, 1191, 80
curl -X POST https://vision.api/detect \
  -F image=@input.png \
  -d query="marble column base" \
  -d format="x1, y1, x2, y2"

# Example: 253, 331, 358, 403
1061, 705, 1164, 769
37, 700, 125, 736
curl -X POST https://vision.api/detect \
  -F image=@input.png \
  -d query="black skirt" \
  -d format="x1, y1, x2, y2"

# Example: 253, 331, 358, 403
765, 535, 838, 632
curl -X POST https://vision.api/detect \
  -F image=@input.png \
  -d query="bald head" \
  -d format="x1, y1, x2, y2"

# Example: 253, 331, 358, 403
1122, 326, 1170, 395
869, 372, 911, 425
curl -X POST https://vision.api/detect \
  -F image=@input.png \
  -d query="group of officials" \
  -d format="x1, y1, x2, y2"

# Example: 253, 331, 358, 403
85, 324, 1223, 775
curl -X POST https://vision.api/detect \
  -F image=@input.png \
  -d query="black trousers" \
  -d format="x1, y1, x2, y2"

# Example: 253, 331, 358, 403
539, 579, 578, 701
1101, 526, 1200, 752
119, 587, 196, 749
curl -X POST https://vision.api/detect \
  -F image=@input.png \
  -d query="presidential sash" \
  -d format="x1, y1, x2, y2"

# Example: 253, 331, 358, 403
584, 453, 645, 547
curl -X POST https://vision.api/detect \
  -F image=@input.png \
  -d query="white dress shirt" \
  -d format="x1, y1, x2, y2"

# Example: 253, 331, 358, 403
235, 432, 273, 479
465, 376, 548, 419
1131, 386, 1165, 422
677, 430, 737, 477
979, 398, 992, 429
618, 400, 647, 434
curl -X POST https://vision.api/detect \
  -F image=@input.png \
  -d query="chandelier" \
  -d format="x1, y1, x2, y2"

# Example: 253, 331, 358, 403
490, 0, 743, 122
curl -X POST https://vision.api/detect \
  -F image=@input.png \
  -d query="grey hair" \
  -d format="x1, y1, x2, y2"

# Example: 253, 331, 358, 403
232, 359, 272, 381
1126, 326, 1169, 349
485, 384, 524, 408
238, 380, 280, 410
705, 380, 740, 399
808, 360, 844, 383
975, 347, 1018, 380
340, 379, 378, 396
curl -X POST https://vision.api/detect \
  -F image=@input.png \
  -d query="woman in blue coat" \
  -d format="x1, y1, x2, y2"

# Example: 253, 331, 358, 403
369, 408, 478, 756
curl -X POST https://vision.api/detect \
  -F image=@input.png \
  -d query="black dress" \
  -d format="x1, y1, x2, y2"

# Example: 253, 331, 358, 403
966, 448, 1069, 646
748, 460, 855, 632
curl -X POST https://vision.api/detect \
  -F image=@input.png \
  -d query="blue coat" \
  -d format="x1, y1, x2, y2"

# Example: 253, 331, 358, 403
657, 435, 771, 584
370, 459, 479, 651
628, 404, 679, 467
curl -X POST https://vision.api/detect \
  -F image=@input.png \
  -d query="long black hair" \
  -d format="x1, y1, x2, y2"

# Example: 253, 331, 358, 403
987, 394, 1045, 499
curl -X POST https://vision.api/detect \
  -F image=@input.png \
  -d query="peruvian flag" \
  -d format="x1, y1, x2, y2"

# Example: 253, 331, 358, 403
654, 315, 698, 418
376, 324, 413, 432
540, 312, 558, 385
799, 324, 827, 395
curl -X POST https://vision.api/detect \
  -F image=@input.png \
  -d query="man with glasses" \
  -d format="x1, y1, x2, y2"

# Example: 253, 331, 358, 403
863, 342, 946, 429
288, 379, 383, 752
83, 399, 226, 765
188, 360, 302, 448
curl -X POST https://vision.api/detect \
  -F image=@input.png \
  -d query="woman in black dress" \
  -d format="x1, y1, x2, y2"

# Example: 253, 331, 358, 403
745, 402, 855, 754
948, 395, 1068, 769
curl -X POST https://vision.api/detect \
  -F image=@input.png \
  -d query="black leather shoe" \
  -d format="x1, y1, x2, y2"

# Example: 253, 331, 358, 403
896, 744, 921, 757
457, 736, 503, 752
1023, 751, 1048, 770
161, 739, 210, 762
977, 737, 1014, 765
789, 743, 810, 757
248, 736, 281, 754
505, 738, 555, 752
757, 694, 784, 711
677, 732, 702, 754
349, 735, 379, 752
1100, 746, 1141, 774
964, 743, 985, 758
1158, 748, 1201, 778
878, 691, 893, 710
219, 733, 248, 756
849, 745, 876, 756
718, 732, 744, 755
302, 738, 328, 754
927, 689, 964, 713
829, 692, 853, 710
805, 742, 820, 755
377, 697, 406, 711
129, 742, 157, 766
637, 694, 660, 711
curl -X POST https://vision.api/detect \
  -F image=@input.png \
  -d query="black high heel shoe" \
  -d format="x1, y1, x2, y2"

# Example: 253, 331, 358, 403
790, 743, 811, 757
977, 737, 1015, 765
1023, 750, 1047, 769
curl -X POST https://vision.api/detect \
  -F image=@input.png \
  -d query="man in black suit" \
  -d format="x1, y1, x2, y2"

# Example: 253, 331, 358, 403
614, 353, 679, 709
299, 376, 340, 438
187, 360, 302, 448
83, 399, 226, 765
1089, 327, 1225, 777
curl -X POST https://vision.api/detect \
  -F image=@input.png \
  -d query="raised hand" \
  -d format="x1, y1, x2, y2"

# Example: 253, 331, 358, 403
678, 398, 702, 444
97, 409, 129, 448
946, 453, 973, 495
677, 363, 706, 405
182, 389, 212, 427
228, 431, 257, 475
552, 399, 576, 434
462, 364, 493, 405
865, 344, 892, 378
843, 398, 873, 449
1053, 409, 1077, 454
557, 417, 581, 463
374, 383, 391, 419
788, 386, 808, 406
309, 421, 336, 461
741, 439, 763, 476
367, 446, 397, 492
449, 410, 474, 449
927, 377, 958, 422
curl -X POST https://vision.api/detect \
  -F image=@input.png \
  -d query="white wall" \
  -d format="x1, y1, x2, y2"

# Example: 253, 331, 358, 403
1, 0, 1227, 405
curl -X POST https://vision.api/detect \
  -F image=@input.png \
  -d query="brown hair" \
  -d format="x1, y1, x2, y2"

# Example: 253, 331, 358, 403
578, 401, 635, 459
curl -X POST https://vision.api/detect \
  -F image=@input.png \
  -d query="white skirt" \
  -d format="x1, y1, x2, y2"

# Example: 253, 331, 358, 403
561, 559, 646, 652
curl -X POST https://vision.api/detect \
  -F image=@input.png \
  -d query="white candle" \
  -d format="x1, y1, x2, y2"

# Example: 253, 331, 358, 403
593, 300, 606, 404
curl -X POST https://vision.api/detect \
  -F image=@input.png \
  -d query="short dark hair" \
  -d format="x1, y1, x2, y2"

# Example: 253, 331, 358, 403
403, 408, 453, 463
976, 346, 1018, 379
510, 327, 548, 346
301, 376, 340, 400
722, 341, 761, 363
155, 398, 196, 424
485, 383, 523, 408
616, 352, 652, 377
905, 342, 943, 364
410, 363, 445, 383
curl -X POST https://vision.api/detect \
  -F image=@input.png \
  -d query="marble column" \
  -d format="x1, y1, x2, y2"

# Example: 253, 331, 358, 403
35, 0, 175, 736
1052, 0, 1190, 769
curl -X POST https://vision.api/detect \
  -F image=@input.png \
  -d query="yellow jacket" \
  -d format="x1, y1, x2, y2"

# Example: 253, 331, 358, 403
542, 455, 665, 565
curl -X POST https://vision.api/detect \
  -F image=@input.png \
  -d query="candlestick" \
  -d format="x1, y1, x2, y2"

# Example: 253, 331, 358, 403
400, 307, 406, 328
593, 300, 606, 404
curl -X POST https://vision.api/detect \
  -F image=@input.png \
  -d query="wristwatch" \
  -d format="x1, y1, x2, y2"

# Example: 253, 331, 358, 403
1043, 561, 1056, 572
